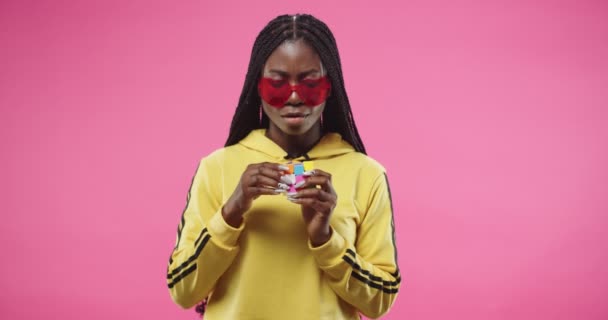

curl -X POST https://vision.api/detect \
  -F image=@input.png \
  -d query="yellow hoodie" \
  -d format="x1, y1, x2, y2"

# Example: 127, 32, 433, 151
167, 129, 400, 319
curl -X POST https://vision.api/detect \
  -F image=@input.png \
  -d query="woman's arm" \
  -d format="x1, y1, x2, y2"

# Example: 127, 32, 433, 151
166, 157, 243, 309
167, 158, 284, 308
309, 173, 401, 319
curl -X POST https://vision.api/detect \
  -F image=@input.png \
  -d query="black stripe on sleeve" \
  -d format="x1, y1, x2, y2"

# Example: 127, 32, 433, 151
194, 227, 207, 247
342, 254, 401, 288
166, 234, 211, 288
341, 172, 403, 293
168, 264, 198, 289
168, 164, 200, 264
345, 249, 401, 283
167, 231, 210, 280
350, 271, 399, 294
383, 173, 400, 267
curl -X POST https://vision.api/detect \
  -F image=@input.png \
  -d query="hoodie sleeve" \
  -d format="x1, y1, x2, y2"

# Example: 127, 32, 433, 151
167, 156, 244, 309
308, 172, 401, 319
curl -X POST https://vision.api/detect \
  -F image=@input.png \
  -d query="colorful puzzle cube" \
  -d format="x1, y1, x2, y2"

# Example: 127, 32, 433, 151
281, 161, 314, 196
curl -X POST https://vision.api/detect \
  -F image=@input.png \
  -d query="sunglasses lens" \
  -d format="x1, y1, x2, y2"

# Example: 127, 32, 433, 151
258, 78, 291, 107
297, 77, 331, 106
258, 77, 331, 108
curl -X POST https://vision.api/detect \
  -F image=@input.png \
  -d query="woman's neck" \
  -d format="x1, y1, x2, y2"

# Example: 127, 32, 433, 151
265, 123, 323, 158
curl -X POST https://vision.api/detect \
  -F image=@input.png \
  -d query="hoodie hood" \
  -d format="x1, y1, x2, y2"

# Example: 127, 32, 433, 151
238, 129, 355, 162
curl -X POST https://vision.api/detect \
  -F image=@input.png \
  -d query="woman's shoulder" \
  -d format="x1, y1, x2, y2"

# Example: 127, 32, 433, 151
340, 151, 387, 178
195, 143, 249, 167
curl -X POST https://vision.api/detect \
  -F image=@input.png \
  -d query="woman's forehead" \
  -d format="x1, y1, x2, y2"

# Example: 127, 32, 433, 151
263, 39, 323, 74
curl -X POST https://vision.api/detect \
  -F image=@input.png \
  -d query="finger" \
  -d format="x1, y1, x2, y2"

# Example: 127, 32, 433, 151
303, 170, 315, 177
308, 169, 332, 179
261, 166, 284, 180
248, 162, 285, 176
313, 170, 334, 193
248, 174, 281, 189
259, 162, 289, 172
290, 188, 334, 202
247, 186, 282, 197
246, 166, 282, 185
289, 197, 333, 213
298, 176, 333, 192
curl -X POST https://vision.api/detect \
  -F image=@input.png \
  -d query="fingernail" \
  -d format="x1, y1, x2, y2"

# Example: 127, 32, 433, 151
274, 189, 286, 194
294, 181, 305, 189
303, 170, 316, 176
281, 174, 296, 185
278, 165, 289, 171
280, 175, 291, 184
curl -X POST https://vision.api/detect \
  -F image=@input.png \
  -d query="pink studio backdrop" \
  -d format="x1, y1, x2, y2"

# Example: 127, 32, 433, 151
1, 0, 607, 319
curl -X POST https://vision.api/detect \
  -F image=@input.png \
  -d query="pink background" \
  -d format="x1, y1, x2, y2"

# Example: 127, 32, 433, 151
1, 0, 607, 319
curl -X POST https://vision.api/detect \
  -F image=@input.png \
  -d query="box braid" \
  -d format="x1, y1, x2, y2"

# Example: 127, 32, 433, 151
224, 13, 366, 154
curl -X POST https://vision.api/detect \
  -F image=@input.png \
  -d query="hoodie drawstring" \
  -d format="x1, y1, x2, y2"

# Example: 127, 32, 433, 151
284, 153, 311, 161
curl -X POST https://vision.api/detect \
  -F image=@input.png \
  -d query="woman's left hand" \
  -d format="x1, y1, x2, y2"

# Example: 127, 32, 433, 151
288, 169, 337, 247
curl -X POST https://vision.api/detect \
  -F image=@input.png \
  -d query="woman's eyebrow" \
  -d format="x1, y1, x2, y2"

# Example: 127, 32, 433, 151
298, 69, 321, 77
267, 68, 320, 77
267, 69, 289, 76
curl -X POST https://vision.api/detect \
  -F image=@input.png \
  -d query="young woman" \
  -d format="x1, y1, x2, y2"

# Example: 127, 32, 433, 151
167, 14, 401, 319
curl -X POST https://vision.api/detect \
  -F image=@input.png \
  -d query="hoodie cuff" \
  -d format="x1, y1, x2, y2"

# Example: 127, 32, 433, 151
308, 227, 348, 268
207, 209, 244, 250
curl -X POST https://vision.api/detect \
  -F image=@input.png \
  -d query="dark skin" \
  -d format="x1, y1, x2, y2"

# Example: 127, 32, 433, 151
222, 40, 337, 247
261, 39, 326, 154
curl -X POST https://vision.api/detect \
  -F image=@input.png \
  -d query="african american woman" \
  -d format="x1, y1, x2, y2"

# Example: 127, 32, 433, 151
167, 14, 401, 320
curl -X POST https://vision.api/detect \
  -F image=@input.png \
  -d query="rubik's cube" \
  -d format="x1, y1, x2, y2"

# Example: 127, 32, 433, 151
280, 161, 314, 195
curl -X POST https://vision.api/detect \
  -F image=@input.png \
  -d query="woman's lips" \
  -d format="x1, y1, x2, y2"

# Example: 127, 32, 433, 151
282, 114, 308, 125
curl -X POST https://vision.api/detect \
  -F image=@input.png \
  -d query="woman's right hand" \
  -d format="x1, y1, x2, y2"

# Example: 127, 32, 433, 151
222, 162, 288, 227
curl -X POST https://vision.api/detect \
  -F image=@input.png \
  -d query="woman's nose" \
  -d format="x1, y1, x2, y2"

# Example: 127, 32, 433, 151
285, 86, 303, 106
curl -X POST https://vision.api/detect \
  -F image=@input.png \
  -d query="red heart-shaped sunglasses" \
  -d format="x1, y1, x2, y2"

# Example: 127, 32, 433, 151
258, 77, 331, 108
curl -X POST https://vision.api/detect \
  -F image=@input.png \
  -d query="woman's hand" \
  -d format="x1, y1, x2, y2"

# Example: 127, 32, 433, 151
222, 162, 287, 227
288, 169, 337, 247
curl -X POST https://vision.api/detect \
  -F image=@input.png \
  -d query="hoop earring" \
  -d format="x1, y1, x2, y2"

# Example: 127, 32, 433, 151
259, 105, 263, 125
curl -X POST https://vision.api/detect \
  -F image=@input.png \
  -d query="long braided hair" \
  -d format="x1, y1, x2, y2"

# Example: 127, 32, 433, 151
225, 13, 366, 154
